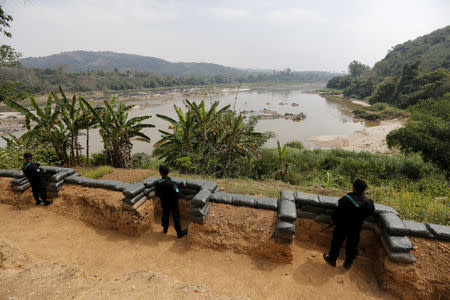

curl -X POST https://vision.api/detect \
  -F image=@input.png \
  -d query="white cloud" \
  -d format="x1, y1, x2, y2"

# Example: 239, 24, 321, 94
208, 8, 250, 19
261, 8, 325, 24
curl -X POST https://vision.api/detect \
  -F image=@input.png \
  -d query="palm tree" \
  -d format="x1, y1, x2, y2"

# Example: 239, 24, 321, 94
81, 96, 154, 168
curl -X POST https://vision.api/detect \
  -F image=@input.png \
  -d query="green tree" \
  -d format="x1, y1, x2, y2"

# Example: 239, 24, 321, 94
348, 60, 371, 78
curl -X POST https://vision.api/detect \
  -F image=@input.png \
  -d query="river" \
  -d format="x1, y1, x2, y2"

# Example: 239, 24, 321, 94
0, 86, 376, 154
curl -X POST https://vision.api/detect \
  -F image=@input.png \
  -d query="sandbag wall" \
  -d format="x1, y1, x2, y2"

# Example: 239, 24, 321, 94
1, 167, 449, 264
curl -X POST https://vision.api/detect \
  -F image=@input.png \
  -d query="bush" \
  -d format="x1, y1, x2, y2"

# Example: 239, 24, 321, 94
285, 141, 304, 150
90, 152, 107, 166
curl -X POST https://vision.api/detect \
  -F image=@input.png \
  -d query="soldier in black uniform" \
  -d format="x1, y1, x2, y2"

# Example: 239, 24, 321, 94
323, 178, 374, 269
22, 152, 52, 206
154, 165, 188, 239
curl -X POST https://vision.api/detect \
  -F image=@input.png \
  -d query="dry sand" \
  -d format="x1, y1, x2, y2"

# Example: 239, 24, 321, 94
307, 120, 404, 153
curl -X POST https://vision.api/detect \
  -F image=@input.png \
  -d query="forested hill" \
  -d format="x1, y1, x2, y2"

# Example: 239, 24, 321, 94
371, 25, 450, 77
20, 50, 245, 76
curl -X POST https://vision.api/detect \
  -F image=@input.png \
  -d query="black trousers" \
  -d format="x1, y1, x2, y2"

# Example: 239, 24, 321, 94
161, 198, 182, 234
328, 225, 361, 263
31, 183, 47, 204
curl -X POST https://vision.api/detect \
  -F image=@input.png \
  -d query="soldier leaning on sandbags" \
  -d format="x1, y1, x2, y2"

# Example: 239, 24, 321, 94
323, 178, 374, 269
22, 152, 52, 206
154, 165, 188, 239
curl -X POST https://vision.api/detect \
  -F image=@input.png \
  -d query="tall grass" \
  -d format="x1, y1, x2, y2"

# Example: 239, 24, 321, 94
80, 166, 114, 179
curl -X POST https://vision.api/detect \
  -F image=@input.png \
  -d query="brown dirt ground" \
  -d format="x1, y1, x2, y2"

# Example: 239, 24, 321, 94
0, 171, 448, 299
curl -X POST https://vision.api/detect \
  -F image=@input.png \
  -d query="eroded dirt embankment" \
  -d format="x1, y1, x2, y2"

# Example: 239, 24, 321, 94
0, 177, 448, 299
296, 218, 450, 300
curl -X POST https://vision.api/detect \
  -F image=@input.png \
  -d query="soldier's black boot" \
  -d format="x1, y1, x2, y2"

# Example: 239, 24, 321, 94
44, 200, 53, 206
323, 253, 336, 267
343, 259, 353, 270
177, 229, 188, 239
35, 200, 41, 205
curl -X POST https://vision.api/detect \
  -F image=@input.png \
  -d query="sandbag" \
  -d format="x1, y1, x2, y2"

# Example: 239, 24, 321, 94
279, 190, 295, 202
64, 175, 83, 184
318, 195, 339, 208
143, 187, 155, 196
375, 203, 399, 216
231, 194, 256, 207
141, 177, 158, 188
323, 209, 335, 216
122, 183, 145, 198
186, 178, 205, 190
10, 177, 28, 185
315, 214, 332, 223
0, 169, 24, 178
179, 188, 198, 196
191, 189, 211, 207
190, 215, 206, 224
276, 220, 295, 236
122, 192, 145, 205
48, 180, 64, 189
190, 202, 211, 217
210, 192, 232, 204
12, 182, 31, 192
294, 192, 319, 207
378, 212, 407, 236
425, 223, 450, 241
49, 169, 75, 182
278, 199, 296, 222
254, 197, 277, 210
300, 205, 325, 214
201, 181, 218, 193
170, 177, 187, 188
40, 166, 63, 174
380, 235, 416, 263
382, 234, 413, 252
402, 220, 434, 238
297, 210, 318, 219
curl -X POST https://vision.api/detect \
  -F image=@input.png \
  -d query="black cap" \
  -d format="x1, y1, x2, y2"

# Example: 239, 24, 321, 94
23, 152, 33, 159
159, 164, 169, 176
353, 178, 368, 193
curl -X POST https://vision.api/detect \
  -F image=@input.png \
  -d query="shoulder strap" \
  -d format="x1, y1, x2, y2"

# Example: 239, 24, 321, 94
157, 178, 166, 183
23, 162, 31, 171
345, 194, 360, 208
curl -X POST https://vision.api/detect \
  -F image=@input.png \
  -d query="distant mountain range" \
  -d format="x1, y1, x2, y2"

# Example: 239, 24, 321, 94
20, 51, 252, 76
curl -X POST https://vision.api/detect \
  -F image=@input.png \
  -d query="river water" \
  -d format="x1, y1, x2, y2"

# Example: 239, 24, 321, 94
0, 87, 374, 154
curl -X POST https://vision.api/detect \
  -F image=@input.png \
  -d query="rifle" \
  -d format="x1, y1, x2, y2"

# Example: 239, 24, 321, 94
320, 222, 335, 233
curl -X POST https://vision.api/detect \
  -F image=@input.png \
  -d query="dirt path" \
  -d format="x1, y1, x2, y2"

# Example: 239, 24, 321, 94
0, 203, 395, 299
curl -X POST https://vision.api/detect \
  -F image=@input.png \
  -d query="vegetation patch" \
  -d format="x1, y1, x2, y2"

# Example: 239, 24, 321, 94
80, 166, 114, 179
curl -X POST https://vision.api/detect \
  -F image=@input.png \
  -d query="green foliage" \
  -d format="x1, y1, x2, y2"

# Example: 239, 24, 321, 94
285, 140, 304, 150
371, 25, 450, 77
80, 166, 113, 179
0, 45, 22, 67
81, 96, 154, 168
0, 77, 30, 102
155, 100, 271, 177
0, 5, 13, 38
348, 60, 371, 78
326, 75, 352, 89
131, 152, 162, 169
90, 152, 107, 166
0, 134, 59, 169
343, 77, 374, 99
387, 95, 450, 173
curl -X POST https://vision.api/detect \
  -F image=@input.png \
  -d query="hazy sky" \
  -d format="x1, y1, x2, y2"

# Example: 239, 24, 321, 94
2, 0, 449, 72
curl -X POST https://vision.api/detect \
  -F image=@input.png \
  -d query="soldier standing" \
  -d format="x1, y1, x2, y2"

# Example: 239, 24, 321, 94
154, 165, 188, 239
22, 153, 52, 206
323, 178, 374, 269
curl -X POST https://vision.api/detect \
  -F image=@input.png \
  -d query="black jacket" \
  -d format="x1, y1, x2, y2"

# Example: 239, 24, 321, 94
22, 162, 43, 185
331, 192, 375, 230
154, 177, 179, 204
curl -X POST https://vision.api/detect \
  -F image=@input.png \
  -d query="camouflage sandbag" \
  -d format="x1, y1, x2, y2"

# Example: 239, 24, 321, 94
378, 212, 407, 236
190, 202, 211, 217
122, 192, 145, 205
278, 198, 296, 222
210, 192, 233, 204
122, 183, 146, 198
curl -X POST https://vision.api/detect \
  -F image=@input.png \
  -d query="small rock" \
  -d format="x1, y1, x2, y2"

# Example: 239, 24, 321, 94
310, 251, 319, 258
131, 285, 136, 291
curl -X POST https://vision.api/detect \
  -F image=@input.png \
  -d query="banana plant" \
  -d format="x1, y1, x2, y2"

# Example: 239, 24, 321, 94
81, 96, 154, 168
277, 141, 289, 177
5, 93, 70, 164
